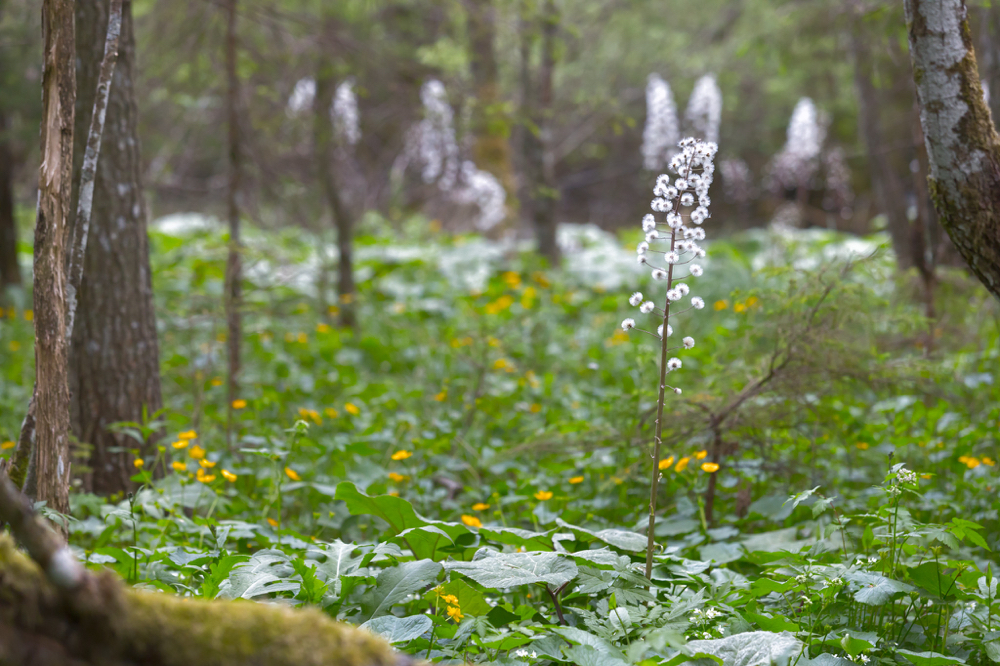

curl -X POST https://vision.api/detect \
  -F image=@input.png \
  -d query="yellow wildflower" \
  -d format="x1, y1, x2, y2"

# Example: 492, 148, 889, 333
198, 474, 216, 483
316, 323, 331, 333
285, 467, 301, 481
231, 399, 247, 409
493, 358, 510, 370
568, 476, 584, 485
502, 271, 521, 288
188, 445, 206, 460
965, 457, 981, 469
746, 296, 760, 307
340, 293, 354, 304
391, 450, 412, 461
171, 461, 186, 472
714, 300, 728, 311
734, 302, 746, 313
983, 457, 996, 466
211, 378, 223, 387
439, 593, 459, 606
171, 440, 188, 449
199, 459, 217, 468
461, 515, 482, 528
446, 605, 463, 622
534, 490, 553, 501
221, 469, 237, 482
178, 430, 197, 440
388, 472, 408, 483
701, 462, 720, 473
658, 456, 674, 471
7, 341, 19, 352
297, 332, 308, 344
328, 305, 340, 316
920, 473, 933, 479
1, 441, 15, 450
694, 450, 708, 460
23, 310, 33, 321
133, 458, 145, 468
675, 457, 690, 472
529, 403, 542, 413
324, 407, 339, 418
345, 402, 360, 415
472, 503, 490, 511
486, 336, 500, 347
434, 390, 447, 402
856, 442, 869, 450
267, 518, 279, 528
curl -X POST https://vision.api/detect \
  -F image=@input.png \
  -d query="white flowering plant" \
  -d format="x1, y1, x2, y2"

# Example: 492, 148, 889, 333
620, 136, 717, 578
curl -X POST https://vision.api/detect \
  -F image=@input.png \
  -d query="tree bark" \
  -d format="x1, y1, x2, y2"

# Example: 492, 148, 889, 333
30, 0, 76, 514
0, 111, 20, 290
905, 0, 1000, 301
976, 4, 1000, 123
224, 0, 242, 446
69, 0, 162, 495
465, 0, 514, 211
523, 0, 559, 263
850, 21, 915, 269
315, 16, 356, 329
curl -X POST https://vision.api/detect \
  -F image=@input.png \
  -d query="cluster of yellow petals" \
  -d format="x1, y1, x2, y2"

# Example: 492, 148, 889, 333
188, 445, 206, 460
958, 455, 995, 469
471, 502, 490, 511
199, 459, 216, 469
221, 469, 237, 482
446, 605, 463, 622
284, 467, 301, 481
345, 403, 360, 416
568, 476, 584, 485
298, 408, 322, 425
196, 467, 215, 483
391, 450, 412, 461
856, 442, 870, 450
388, 472, 408, 483
461, 515, 482, 528
133, 458, 144, 468
171, 461, 186, 472
434, 390, 447, 402
534, 490, 553, 501
701, 462, 720, 473
1, 441, 16, 450
232, 399, 247, 410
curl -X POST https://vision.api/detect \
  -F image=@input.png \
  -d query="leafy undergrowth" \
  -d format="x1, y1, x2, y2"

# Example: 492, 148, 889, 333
1, 216, 999, 665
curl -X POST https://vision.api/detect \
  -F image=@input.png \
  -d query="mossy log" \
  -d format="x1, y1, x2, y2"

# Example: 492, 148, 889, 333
0, 535, 417, 666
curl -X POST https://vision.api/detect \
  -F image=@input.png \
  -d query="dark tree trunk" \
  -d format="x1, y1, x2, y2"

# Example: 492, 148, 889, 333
315, 16, 356, 330
30, 0, 76, 514
224, 0, 242, 446
0, 111, 20, 290
905, 0, 1000, 301
850, 21, 914, 269
465, 0, 514, 211
523, 0, 559, 263
69, 0, 162, 495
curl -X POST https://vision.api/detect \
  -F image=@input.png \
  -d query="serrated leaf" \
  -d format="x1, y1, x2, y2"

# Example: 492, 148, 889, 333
358, 559, 442, 622
445, 550, 577, 589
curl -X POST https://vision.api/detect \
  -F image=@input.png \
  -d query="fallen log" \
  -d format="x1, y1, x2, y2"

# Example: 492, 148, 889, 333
0, 472, 417, 666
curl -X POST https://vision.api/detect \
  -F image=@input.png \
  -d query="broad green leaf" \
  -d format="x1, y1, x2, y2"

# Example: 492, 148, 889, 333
439, 577, 492, 617
744, 611, 799, 633
360, 614, 432, 644
445, 550, 577, 589
393, 525, 454, 561
907, 562, 959, 599
478, 525, 556, 551
847, 572, 914, 605
897, 649, 965, 666
358, 559, 443, 622
556, 519, 646, 552
335, 482, 470, 540
684, 631, 802, 666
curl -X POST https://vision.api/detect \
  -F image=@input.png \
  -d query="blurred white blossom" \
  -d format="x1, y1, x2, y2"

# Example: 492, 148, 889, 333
332, 80, 360, 147
642, 74, 680, 171
684, 75, 722, 144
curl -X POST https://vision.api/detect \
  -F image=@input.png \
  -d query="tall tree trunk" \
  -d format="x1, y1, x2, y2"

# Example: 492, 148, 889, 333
30, 0, 76, 514
465, 0, 514, 212
70, 0, 162, 495
224, 0, 242, 446
523, 0, 559, 263
905, 0, 1000, 301
0, 111, 20, 290
315, 17, 356, 330
850, 22, 914, 269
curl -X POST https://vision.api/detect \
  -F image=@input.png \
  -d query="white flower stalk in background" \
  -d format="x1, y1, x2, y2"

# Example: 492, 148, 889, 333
822, 147, 853, 217
287, 77, 316, 116
453, 161, 507, 230
416, 79, 460, 190
621, 137, 717, 579
332, 80, 360, 147
768, 97, 826, 193
684, 75, 722, 144
642, 74, 680, 171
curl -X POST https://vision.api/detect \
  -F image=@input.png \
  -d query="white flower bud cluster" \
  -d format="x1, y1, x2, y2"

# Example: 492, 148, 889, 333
767, 97, 826, 193
621, 137, 717, 389
642, 74, 680, 171
684, 75, 722, 144
332, 80, 361, 147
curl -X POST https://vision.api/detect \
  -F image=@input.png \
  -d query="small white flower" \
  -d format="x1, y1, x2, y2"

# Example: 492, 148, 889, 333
640, 301, 655, 314
652, 269, 667, 280
658, 324, 672, 338
651, 198, 670, 212
699, 194, 712, 207
621, 318, 635, 331
683, 336, 695, 349
676, 283, 690, 296
637, 241, 649, 254
705, 608, 720, 619
629, 292, 644, 306
666, 289, 682, 301
646, 230, 659, 241
690, 265, 703, 277
665, 251, 679, 264
868, 556, 877, 564
531, 653, 537, 659
690, 227, 706, 241
691, 297, 705, 309
859, 655, 869, 664
642, 214, 657, 232
675, 178, 688, 190
515, 649, 528, 658
696, 248, 707, 258
673, 387, 682, 394
664, 186, 678, 200
637, 255, 648, 265
667, 357, 682, 370
667, 212, 683, 228
690, 208, 707, 225
653, 174, 671, 196
680, 192, 695, 206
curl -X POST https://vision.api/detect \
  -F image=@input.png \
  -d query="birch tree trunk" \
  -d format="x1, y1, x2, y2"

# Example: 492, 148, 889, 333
70, 0, 162, 494
31, 0, 76, 514
904, 0, 1000, 301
